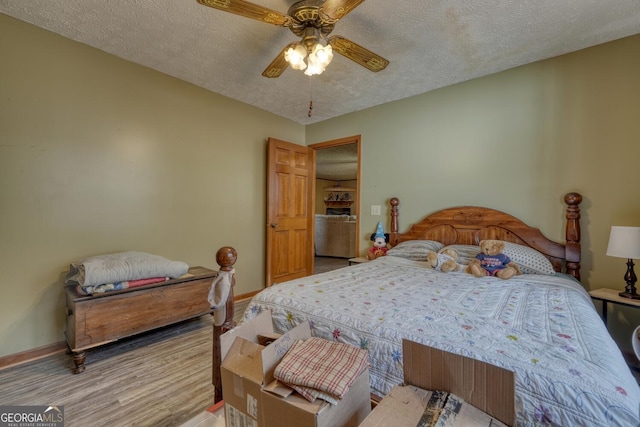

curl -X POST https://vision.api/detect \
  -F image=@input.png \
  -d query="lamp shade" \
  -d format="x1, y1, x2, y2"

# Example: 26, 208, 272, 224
285, 44, 308, 71
606, 226, 640, 259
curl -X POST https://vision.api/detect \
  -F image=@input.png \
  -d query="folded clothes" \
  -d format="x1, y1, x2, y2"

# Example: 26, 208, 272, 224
76, 276, 169, 295
274, 337, 369, 403
288, 384, 340, 405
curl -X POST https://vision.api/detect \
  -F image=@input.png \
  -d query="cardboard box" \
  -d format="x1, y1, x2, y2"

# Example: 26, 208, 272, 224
220, 311, 371, 427
220, 311, 276, 427
360, 339, 515, 427
359, 384, 439, 426
262, 367, 370, 427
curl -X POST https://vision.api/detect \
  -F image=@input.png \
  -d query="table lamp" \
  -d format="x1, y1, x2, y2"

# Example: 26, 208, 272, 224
607, 226, 640, 299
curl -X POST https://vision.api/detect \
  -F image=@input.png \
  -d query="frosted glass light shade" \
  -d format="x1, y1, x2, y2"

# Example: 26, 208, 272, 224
304, 61, 325, 76
285, 44, 307, 71
310, 43, 333, 67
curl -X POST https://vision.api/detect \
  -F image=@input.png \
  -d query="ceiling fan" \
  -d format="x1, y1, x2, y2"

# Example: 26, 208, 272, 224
196, 0, 389, 78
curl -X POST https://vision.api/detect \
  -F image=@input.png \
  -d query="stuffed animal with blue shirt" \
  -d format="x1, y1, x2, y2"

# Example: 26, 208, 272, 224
466, 240, 521, 279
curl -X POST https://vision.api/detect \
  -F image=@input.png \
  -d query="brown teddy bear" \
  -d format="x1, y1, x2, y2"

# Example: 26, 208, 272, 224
427, 248, 464, 273
466, 240, 521, 279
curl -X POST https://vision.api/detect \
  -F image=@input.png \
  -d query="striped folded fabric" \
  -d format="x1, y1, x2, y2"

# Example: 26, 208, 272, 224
274, 337, 369, 403
76, 276, 169, 295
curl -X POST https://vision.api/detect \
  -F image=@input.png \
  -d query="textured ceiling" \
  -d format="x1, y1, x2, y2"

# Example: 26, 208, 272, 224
1, 1, 639, 125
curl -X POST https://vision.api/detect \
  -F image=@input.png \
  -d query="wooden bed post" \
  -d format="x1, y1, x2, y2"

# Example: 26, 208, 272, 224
564, 193, 582, 281
212, 246, 237, 404
390, 197, 400, 246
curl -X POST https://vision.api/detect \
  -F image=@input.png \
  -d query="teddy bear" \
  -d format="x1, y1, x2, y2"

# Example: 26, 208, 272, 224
466, 240, 521, 279
367, 222, 389, 260
427, 248, 464, 272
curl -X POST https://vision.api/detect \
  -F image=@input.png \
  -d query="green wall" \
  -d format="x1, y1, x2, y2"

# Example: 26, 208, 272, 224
0, 14, 304, 357
2, 10, 639, 358
308, 35, 640, 351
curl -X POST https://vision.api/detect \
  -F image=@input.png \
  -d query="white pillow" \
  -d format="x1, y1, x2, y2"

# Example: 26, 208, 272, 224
387, 240, 444, 261
439, 242, 556, 275
501, 242, 556, 275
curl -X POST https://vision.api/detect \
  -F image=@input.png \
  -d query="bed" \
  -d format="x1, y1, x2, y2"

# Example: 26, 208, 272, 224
212, 193, 640, 425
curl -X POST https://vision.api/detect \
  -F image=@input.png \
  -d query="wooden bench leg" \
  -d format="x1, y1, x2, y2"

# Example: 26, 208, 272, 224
72, 351, 86, 374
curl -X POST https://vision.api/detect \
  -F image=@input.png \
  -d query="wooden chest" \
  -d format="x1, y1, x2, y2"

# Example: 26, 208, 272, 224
65, 266, 216, 372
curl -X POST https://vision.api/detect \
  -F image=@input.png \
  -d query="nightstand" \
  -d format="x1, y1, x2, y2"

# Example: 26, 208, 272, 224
348, 257, 370, 265
589, 288, 640, 371
589, 288, 640, 326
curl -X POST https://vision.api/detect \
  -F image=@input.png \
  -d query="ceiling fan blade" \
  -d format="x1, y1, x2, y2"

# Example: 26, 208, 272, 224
320, 0, 366, 23
329, 36, 389, 72
197, 0, 290, 26
262, 43, 296, 78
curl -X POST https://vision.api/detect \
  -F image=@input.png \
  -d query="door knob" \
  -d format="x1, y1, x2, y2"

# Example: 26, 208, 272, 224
269, 223, 278, 228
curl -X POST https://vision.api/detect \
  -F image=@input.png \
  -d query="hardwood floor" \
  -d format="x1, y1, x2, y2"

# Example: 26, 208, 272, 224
0, 286, 304, 427
0, 316, 217, 427
314, 256, 349, 274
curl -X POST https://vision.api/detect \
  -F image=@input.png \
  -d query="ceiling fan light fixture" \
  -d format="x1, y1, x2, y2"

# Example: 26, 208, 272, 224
303, 60, 325, 76
285, 44, 308, 70
198, 0, 390, 79
310, 41, 333, 68
304, 43, 331, 76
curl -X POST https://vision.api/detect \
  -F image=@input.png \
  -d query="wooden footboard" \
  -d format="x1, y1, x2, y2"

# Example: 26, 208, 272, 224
65, 247, 237, 374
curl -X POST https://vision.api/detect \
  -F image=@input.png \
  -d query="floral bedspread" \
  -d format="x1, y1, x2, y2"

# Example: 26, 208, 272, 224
244, 256, 640, 426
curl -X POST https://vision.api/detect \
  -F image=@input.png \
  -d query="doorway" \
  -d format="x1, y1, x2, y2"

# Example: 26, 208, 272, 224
309, 136, 361, 274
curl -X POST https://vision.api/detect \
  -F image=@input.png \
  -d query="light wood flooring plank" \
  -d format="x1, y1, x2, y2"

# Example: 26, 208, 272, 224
0, 316, 217, 427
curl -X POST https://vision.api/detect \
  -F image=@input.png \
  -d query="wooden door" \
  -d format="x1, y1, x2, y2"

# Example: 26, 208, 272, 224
266, 138, 315, 287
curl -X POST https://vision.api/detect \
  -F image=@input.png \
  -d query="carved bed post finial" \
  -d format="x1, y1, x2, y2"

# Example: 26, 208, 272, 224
390, 198, 400, 246
217, 246, 238, 270
212, 246, 237, 403
564, 193, 582, 281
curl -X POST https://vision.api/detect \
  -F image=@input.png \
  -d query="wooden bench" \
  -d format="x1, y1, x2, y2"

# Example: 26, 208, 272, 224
65, 248, 237, 373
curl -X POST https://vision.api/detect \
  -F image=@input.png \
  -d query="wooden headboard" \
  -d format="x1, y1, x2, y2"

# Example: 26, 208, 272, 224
389, 192, 582, 280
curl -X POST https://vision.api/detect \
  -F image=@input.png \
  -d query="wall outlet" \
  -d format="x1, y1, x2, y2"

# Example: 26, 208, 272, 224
371, 205, 381, 216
